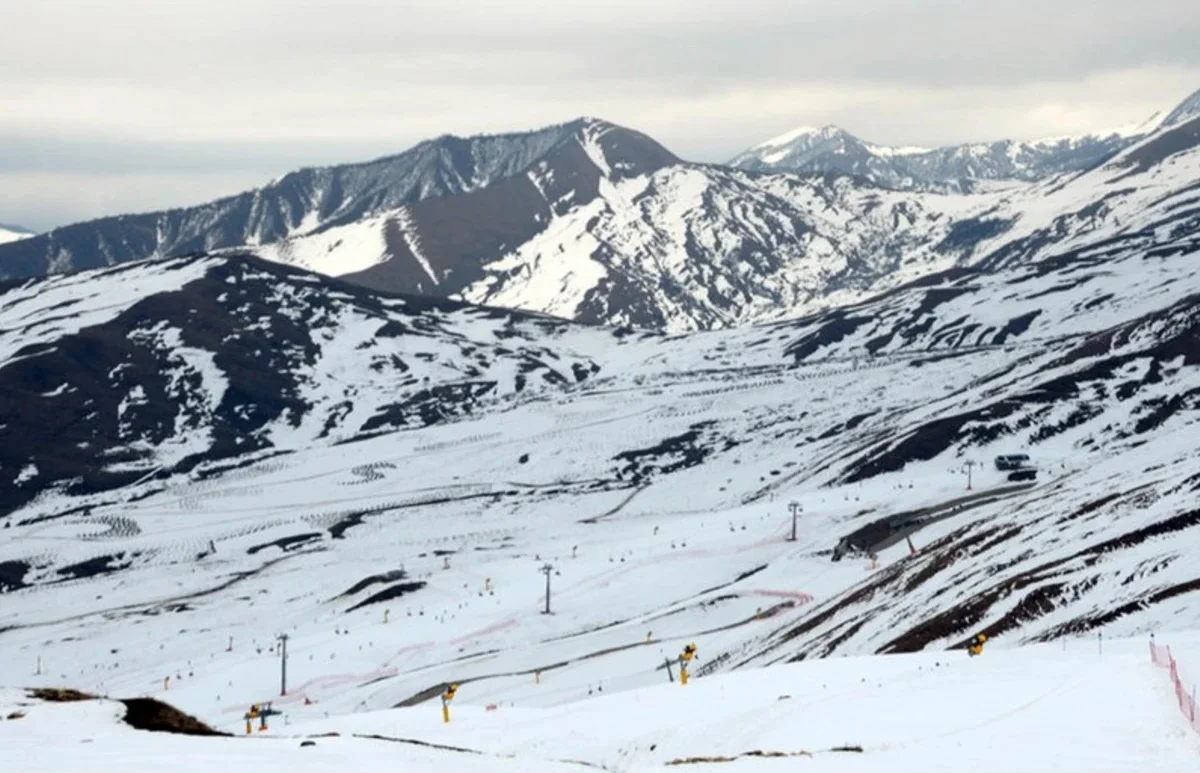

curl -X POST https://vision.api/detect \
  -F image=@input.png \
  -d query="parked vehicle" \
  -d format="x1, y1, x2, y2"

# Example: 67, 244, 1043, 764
994, 453, 1031, 471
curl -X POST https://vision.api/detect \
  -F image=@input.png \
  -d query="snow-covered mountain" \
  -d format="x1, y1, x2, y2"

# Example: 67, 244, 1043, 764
728, 91, 1196, 187
0, 118, 672, 282
282, 110, 1198, 331
728, 122, 1153, 186
0, 254, 613, 518
1, 157, 1198, 737
458, 111, 1200, 330
1162, 86, 1200, 128
0, 223, 33, 245
1, 89, 1197, 334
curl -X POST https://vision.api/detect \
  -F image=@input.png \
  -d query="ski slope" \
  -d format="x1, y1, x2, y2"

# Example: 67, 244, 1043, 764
2, 191, 1200, 773
2, 235, 1200, 734
3, 633, 1199, 771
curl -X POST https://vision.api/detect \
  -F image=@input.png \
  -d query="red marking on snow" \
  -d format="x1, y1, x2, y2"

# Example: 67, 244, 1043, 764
452, 617, 519, 645
382, 641, 434, 669
745, 589, 815, 604
223, 666, 401, 713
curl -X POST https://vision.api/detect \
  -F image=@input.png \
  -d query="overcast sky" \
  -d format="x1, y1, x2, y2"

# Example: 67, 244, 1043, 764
2, 0, 1198, 231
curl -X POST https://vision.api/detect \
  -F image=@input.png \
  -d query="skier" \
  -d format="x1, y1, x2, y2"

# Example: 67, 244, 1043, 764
967, 632, 987, 657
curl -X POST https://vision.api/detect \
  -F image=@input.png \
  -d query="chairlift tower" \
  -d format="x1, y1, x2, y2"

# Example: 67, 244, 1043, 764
540, 563, 555, 614
277, 633, 289, 696
788, 501, 802, 542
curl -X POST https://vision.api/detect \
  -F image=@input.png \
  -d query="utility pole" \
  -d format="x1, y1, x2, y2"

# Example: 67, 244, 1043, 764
963, 460, 977, 490
540, 563, 554, 614
277, 633, 289, 696
788, 501, 802, 542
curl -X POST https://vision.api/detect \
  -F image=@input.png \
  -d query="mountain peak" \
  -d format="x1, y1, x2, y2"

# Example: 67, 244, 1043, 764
1163, 86, 1200, 127
572, 115, 620, 131
754, 124, 849, 150
728, 124, 869, 174
563, 116, 680, 180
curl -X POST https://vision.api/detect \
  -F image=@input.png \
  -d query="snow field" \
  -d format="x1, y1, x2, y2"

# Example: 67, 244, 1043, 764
5, 233, 1200, 770
4, 633, 1200, 772
0, 324, 1176, 715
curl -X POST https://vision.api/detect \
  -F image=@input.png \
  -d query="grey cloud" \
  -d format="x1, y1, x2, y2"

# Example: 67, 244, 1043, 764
6, 1, 1198, 90
0, 134, 413, 176
1, 0, 1198, 228
0, 170, 273, 233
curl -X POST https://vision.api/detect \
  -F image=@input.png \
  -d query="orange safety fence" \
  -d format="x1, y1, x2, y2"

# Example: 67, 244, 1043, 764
1149, 640, 1199, 733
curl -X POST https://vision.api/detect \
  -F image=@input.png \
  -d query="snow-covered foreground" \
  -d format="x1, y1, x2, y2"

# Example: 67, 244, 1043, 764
4, 633, 1199, 772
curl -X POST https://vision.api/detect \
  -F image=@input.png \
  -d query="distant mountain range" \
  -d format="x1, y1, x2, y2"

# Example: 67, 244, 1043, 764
0, 88, 1197, 332
728, 87, 1200, 185
726, 119, 1152, 188
0, 223, 33, 245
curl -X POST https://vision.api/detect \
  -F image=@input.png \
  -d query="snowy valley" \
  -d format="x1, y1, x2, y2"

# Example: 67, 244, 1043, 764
0, 79, 1199, 771
2, 122, 1200, 765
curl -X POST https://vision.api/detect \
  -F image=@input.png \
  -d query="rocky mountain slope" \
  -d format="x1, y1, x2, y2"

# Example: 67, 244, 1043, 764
1, 90, 1197, 334
455, 111, 1200, 330
0, 119, 659, 280
0, 254, 612, 518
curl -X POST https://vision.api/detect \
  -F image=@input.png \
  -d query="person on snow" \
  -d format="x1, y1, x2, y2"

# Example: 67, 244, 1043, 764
967, 632, 987, 657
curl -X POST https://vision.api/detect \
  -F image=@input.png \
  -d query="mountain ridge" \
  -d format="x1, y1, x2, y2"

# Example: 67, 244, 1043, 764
0, 92, 1197, 334
727, 88, 1200, 184
0, 118, 654, 281
728, 116, 1162, 185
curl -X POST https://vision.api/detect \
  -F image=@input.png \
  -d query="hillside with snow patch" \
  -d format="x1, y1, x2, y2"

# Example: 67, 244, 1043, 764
0, 255, 611, 517
265, 110, 1200, 332
1, 177, 1199, 753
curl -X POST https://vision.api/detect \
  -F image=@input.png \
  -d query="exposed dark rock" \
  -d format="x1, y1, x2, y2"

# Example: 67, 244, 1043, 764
345, 582, 428, 612
339, 570, 411, 599
0, 560, 30, 593
246, 532, 323, 555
